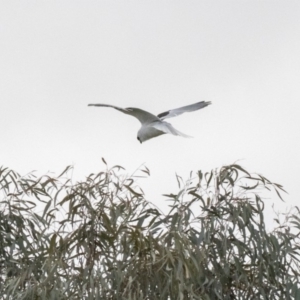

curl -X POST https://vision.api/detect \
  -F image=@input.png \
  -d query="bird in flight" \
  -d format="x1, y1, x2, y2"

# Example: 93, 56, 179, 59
88, 101, 211, 143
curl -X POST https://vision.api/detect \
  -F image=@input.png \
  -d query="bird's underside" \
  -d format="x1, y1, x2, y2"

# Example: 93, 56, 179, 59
88, 101, 211, 143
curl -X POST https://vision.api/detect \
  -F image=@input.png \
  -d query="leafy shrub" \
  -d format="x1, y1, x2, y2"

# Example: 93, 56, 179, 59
0, 163, 299, 299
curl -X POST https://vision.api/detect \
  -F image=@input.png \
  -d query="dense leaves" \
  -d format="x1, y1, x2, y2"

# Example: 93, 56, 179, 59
0, 163, 299, 299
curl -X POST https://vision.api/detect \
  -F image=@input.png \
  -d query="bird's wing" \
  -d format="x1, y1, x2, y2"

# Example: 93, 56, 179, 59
151, 121, 192, 138
88, 104, 159, 125
157, 101, 211, 120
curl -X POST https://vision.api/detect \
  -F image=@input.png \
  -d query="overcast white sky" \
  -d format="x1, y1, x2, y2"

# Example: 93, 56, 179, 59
1, 1, 299, 224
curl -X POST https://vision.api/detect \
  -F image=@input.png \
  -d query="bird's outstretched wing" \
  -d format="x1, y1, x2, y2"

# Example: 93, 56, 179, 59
151, 121, 192, 138
157, 101, 211, 120
88, 104, 160, 125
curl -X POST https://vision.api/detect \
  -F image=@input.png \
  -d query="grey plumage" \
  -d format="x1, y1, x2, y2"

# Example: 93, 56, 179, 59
157, 101, 211, 120
88, 101, 211, 143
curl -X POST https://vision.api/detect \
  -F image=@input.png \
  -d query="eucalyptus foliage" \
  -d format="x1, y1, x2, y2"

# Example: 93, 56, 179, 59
0, 163, 299, 299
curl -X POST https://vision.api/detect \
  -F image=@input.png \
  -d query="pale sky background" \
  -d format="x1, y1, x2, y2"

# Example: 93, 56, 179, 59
1, 1, 299, 226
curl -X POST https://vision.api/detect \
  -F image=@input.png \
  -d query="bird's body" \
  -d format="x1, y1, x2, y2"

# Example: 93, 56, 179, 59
88, 101, 211, 143
138, 124, 165, 142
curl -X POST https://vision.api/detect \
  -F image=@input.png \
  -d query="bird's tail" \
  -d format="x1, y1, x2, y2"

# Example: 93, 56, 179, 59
152, 122, 193, 138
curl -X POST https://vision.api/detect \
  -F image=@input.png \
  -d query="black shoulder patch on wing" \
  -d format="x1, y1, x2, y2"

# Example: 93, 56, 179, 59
157, 111, 169, 118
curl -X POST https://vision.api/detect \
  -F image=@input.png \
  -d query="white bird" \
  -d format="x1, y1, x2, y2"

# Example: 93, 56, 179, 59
88, 101, 211, 143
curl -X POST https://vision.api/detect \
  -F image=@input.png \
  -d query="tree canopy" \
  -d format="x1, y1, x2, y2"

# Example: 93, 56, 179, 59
0, 163, 299, 299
